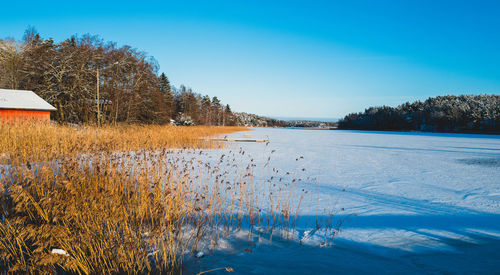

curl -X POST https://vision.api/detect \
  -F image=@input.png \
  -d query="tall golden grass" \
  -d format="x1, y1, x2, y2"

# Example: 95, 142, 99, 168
0, 122, 247, 164
0, 122, 304, 274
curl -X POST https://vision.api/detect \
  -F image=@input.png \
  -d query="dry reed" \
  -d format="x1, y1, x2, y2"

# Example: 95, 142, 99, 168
0, 122, 307, 274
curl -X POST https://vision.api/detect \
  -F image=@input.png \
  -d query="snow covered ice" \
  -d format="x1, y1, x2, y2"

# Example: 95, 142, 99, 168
185, 128, 500, 274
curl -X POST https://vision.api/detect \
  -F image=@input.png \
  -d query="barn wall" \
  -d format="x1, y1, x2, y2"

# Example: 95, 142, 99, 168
0, 110, 51, 122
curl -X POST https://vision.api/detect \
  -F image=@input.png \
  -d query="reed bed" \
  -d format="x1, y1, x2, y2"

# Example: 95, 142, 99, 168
0, 122, 247, 164
0, 122, 307, 274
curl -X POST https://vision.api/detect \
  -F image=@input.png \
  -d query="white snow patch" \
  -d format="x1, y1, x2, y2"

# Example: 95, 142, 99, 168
51, 248, 69, 256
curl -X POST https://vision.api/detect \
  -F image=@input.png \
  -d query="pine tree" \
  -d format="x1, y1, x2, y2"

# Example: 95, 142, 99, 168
159, 73, 175, 119
159, 73, 171, 94
211, 96, 221, 125
201, 95, 212, 125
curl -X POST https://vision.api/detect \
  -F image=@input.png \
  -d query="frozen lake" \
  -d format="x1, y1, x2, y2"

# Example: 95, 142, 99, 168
186, 128, 500, 274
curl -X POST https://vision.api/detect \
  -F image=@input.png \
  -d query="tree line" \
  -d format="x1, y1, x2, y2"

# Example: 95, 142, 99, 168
0, 28, 236, 125
338, 95, 500, 133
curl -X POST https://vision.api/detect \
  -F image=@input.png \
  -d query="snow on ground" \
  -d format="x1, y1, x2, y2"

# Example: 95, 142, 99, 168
184, 128, 500, 274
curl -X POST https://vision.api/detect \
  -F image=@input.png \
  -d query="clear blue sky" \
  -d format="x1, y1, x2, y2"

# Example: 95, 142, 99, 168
1, 0, 499, 119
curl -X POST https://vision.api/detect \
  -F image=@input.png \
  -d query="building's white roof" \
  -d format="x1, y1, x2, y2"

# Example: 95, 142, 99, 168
0, 89, 56, 111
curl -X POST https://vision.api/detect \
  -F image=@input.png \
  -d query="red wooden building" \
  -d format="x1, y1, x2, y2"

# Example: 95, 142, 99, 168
0, 89, 56, 122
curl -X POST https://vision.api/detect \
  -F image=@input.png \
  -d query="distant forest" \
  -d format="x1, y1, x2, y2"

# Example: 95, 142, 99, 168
338, 95, 500, 133
0, 28, 237, 125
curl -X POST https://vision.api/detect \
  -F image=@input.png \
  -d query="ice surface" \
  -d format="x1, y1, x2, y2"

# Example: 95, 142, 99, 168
185, 128, 500, 274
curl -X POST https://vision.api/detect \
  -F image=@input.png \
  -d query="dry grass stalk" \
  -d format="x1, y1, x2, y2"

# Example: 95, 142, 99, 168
0, 122, 309, 274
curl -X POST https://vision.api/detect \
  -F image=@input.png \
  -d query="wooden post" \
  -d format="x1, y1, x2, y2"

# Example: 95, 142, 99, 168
96, 68, 100, 127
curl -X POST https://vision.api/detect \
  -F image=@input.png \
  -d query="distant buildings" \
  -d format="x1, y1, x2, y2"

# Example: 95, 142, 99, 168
0, 89, 56, 122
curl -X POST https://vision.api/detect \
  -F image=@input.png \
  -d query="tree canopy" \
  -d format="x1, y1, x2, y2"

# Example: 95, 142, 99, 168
338, 95, 500, 133
0, 28, 236, 126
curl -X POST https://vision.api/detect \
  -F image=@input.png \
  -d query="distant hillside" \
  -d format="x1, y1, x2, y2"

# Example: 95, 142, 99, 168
338, 95, 500, 133
233, 112, 286, 127
233, 113, 338, 128
285, 120, 337, 128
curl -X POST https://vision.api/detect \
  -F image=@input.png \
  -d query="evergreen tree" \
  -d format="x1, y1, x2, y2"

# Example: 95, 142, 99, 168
159, 73, 175, 118
159, 73, 171, 94
212, 96, 221, 125
201, 95, 212, 125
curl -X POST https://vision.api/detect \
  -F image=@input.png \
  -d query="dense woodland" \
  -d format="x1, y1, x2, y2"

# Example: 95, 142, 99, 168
0, 28, 236, 125
339, 95, 500, 133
